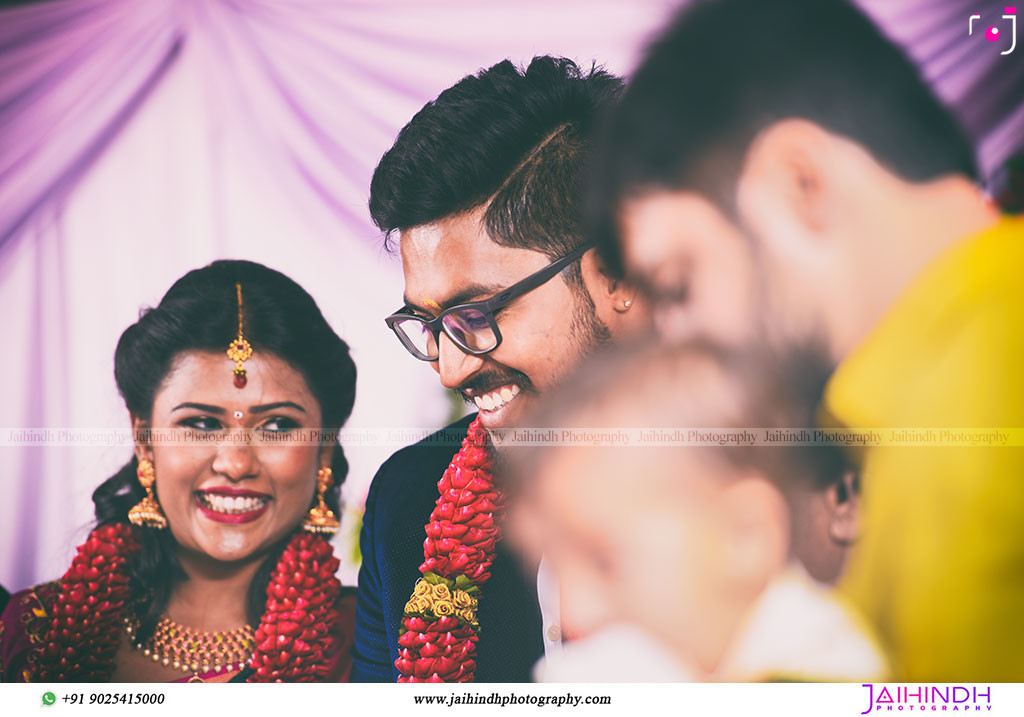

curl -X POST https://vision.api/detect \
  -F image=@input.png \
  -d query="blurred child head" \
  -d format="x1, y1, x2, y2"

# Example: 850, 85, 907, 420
504, 341, 857, 677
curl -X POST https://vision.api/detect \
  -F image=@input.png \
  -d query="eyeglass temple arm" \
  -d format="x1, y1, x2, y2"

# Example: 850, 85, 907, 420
476, 242, 595, 312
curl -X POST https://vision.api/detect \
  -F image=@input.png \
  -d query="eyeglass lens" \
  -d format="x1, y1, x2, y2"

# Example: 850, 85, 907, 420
393, 307, 498, 358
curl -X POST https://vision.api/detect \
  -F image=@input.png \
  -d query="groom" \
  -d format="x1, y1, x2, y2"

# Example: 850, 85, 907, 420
351, 56, 649, 681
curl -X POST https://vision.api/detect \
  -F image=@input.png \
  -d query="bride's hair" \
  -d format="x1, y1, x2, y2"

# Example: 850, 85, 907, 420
92, 260, 357, 640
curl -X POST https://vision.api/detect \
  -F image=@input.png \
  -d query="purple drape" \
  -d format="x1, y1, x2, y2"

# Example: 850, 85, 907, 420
0, 0, 676, 592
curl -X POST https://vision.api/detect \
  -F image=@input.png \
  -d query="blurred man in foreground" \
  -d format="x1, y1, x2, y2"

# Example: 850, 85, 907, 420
593, 0, 1024, 680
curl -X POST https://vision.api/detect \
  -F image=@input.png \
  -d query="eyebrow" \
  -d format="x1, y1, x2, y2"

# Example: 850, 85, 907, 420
172, 402, 225, 414
172, 401, 307, 414
249, 401, 307, 414
403, 283, 505, 314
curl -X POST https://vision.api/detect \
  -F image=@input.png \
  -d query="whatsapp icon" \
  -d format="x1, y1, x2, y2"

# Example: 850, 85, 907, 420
41, 691, 56, 706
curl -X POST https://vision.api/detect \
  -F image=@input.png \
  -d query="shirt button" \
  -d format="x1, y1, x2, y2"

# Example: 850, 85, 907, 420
546, 625, 561, 642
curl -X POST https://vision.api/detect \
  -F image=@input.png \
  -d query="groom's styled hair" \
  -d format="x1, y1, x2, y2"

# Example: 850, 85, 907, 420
369, 55, 624, 287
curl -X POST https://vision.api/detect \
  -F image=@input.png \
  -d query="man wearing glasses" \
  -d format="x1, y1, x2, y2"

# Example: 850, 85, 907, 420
351, 56, 649, 681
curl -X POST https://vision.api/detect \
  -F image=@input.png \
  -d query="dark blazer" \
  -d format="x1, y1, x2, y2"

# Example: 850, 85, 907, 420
350, 414, 544, 682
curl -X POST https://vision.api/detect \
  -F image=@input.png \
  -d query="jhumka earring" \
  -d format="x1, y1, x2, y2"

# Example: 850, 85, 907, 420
128, 458, 168, 529
226, 282, 252, 389
302, 467, 340, 535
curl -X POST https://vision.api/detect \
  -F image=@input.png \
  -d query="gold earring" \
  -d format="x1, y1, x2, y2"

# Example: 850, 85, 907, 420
302, 467, 340, 535
128, 458, 168, 529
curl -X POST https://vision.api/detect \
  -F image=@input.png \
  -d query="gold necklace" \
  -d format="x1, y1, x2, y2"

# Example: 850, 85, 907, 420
124, 614, 254, 679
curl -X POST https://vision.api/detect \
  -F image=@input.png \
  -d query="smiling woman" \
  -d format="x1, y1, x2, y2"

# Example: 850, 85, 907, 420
0, 260, 358, 683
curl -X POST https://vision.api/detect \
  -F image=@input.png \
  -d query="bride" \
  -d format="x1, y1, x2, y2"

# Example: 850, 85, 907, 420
1, 260, 358, 682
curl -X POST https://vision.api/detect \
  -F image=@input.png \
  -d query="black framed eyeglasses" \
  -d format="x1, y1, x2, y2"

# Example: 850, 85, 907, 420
385, 242, 594, 361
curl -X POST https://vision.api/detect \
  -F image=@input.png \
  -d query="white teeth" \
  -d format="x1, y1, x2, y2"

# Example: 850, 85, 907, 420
199, 492, 269, 514
472, 384, 521, 413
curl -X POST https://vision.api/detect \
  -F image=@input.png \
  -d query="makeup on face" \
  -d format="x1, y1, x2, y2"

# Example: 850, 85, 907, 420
149, 351, 325, 564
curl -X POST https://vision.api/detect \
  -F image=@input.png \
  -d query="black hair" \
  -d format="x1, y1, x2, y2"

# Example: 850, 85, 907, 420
369, 55, 625, 286
592, 0, 978, 273
92, 259, 356, 639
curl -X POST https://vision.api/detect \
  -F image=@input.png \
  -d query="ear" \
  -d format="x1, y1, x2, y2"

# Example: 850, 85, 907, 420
131, 412, 153, 464
719, 474, 790, 590
580, 249, 643, 316
736, 119, 835, 239
826, 469, 860, 545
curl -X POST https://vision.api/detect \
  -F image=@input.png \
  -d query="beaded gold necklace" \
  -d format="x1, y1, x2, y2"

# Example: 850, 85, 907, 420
33, 526, 341, 683
124, 615, 254, 680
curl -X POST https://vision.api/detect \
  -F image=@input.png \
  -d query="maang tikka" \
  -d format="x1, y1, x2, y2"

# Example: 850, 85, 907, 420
226, 282, 252, 388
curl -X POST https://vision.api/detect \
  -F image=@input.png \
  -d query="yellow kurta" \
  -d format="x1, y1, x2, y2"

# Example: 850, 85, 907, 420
824, 215, 1024, 681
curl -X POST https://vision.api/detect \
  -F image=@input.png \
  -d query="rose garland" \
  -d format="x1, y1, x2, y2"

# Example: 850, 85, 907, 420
33, 523, 139, 681
30, 524, 341, 682
251, 531, 341, 681
395, 417, 503, 683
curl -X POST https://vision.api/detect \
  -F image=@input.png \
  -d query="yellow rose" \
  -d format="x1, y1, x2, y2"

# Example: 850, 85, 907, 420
452, 590, 474, 609
458, 608, 477, 625
404, 600, 417, 614
411, 597, 432, 614
431, 584, 452, 601
413, 580, 431, 597
433, 600, 455, 616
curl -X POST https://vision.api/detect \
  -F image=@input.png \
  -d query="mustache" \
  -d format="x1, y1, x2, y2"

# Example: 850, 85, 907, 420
455, 369, 535, 402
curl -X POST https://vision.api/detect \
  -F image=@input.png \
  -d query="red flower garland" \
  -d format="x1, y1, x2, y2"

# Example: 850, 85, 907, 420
251, 531, 341, 681
34, 523, 139, 681
395, 417, 504, 683
30, 524, 341, 682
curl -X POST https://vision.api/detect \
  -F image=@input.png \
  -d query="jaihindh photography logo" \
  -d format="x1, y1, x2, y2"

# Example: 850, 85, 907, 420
861, 685, 993, 713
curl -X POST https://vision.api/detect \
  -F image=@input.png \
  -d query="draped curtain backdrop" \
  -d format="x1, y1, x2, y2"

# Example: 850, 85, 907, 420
1, 0, 1020, 591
